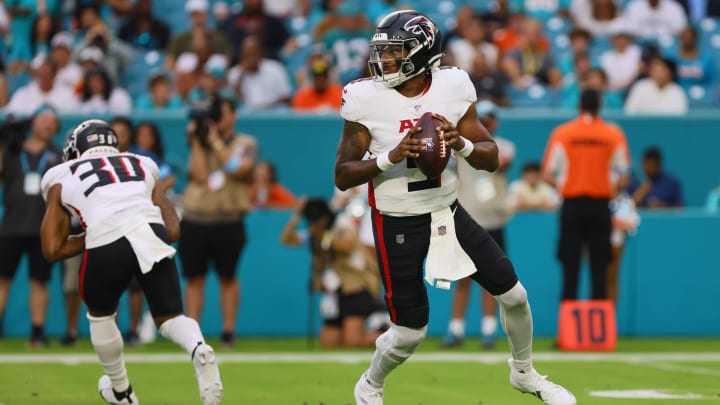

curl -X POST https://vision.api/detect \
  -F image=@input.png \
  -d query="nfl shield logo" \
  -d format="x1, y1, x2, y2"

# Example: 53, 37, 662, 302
396, 234, 405, 244
438, 225, 447, 236
414, 104, 422, 113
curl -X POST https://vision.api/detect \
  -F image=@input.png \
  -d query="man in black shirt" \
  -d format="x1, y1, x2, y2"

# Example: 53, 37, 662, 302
0, 109, 63, 346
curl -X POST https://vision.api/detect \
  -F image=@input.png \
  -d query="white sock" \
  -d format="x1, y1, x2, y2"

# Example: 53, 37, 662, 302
159, 315, 206, 356
448, 319, 465, 337
88, 313, 129, 392
481, 315, 497, 337
367, 324, 427, 387
495, 283, 533, 366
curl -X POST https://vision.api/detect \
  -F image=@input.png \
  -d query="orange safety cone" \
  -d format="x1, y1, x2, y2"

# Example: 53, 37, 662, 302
557, 300, 617, 351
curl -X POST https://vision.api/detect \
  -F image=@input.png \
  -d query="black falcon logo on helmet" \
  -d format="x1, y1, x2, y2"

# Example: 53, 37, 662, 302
403, 16, 435, 47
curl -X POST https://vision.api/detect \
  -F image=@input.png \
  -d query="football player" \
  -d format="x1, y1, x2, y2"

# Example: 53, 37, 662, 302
39, 120, 223, 405
334, 10, 576, 405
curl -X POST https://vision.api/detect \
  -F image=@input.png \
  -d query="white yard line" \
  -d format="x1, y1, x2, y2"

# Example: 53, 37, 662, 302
0, 352, 719, 364
636, 362, 720, 377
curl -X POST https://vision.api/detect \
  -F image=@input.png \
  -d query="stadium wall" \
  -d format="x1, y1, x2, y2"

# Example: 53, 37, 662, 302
1, 112, 719, 338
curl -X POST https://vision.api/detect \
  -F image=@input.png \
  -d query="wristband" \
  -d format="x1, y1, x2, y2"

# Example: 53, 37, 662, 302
457, 137, 474, 158
376, 151, 394, 171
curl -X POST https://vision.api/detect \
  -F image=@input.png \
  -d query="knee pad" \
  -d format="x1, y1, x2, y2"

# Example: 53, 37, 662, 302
87, 312, 121, 345
495, 282, 528, 309
384, 324, 427, 355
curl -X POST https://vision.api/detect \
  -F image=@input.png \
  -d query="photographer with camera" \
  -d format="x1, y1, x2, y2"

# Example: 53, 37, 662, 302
0, 108, 63, 346
179, 96, 257, 347
72, 22, 133, 85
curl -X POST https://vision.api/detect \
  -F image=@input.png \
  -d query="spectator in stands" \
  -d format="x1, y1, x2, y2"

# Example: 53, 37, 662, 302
79, 67, 132, 114
172, 31, 226, 101
508, 161, 560, 211
0, 108, 63, 346
677, 0, 720, 22
442, 6, 476, 51
624, 0, 687, 40
166, 0, 231, 70
5, 0, 59, 73
250, 161, 297, 209
30, 12, 59, 63
179, 97, 257, 347
72, 22, 134, 84
469, 52, 511, 107
110, 116, 134, 154
511, 0, 571, 22
188, 54, 232, 104
291, 53, 343, 112
448, 15, 499, 72
574, 0, 629, 37
6, 59, 80, 114
312, 0, 347, 42
600, 31, 641, 91
492, 13, 529, 56
557, 28, 594, 76
560, 52, 623, 109
560, 51, 593, 106
134, 70, 184, 110
280, 198, 385, 348
443, 101, 515, 349
483, 0, 513, 42
321, 1, 372, 84
220, 0, 291, 61
624, 56, 688, 115
131, 121, 176, 193
228, 35, 292, 110
502, 18, 561, 89
543, 89, 631, 300
77, 46, 104, 74
628, 146, 683, 208
118, 0, 170, 51
671, 26, 715, 91
49, 32, 82, 90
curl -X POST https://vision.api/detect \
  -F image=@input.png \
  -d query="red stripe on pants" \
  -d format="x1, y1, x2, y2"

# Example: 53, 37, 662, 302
373, 210, 397, 323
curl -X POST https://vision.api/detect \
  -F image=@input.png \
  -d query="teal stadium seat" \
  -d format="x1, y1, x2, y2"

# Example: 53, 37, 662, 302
509, 84, 558, 108
686, 85, 718, 108
121, 51, 167, 100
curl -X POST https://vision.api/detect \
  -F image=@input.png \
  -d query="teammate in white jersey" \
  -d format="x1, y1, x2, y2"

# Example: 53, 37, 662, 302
39, 120, 222, 405
335, 10, 576, 405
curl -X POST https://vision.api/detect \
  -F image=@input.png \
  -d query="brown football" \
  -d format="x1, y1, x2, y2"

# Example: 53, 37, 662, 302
411, 112, 450, 179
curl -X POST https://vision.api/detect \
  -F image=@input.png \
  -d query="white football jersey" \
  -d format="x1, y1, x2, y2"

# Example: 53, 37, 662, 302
341, 67, 477, 216
41, 153, 164, 249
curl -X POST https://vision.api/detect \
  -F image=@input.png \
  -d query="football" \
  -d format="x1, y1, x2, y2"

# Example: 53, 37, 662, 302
411, 112, 449, 179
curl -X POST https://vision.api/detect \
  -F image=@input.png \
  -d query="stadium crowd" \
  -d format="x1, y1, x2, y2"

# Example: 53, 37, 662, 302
0, 0, 716, 349
0, 0, 718, 114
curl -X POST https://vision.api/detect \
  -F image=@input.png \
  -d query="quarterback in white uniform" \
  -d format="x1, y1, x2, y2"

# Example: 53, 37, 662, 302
334, 10, 576, 405
39, 120, 223, 405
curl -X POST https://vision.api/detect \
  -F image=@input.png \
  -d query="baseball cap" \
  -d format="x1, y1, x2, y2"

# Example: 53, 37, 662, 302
204, 54, 228, 79
51, 32, 73, 49
185, 0, 208, 13
175, 52, 199, 73
79, 46, 104, 63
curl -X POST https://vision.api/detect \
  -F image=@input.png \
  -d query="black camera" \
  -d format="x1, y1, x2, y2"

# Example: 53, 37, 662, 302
187, 95, 222, 145
0, 115, 32, 151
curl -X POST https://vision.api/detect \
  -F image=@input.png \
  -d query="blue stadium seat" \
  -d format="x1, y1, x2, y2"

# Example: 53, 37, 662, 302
509, 84, 558, 108
686, 85, 718, 108
121, 50, 167, 100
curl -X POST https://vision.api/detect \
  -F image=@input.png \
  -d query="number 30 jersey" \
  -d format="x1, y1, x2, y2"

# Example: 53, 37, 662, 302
41, 153, 164, 249
341, 67, 477, 216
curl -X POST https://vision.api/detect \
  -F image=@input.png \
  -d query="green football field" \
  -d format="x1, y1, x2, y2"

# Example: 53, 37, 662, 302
0, 338, 718, 404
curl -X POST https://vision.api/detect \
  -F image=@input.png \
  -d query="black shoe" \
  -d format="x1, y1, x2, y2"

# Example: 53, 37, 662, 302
60, 334, 78, 346
220, 332, 235, 348
29, 334, 49, 348
124, 332, 141, 347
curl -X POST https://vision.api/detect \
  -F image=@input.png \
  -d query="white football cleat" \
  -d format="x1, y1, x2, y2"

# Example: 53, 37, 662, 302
98, 375, 139, 404
192, 343, 223, 405
508, 358, 576, 405
354, 371, 384, 405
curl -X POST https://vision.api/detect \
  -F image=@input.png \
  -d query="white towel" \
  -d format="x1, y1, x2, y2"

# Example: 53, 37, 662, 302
125, 223, 176, 273
425, 206, 476, 289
